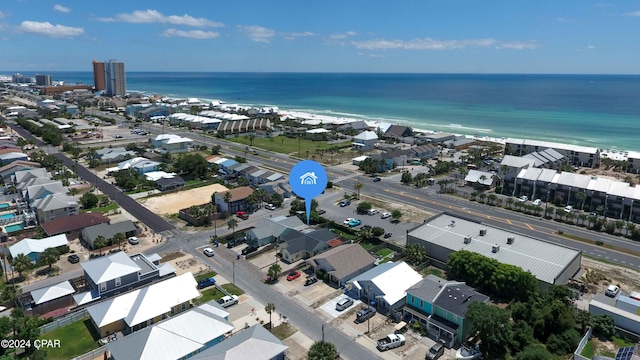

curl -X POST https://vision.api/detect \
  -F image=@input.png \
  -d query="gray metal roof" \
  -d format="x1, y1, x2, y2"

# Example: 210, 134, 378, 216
434, 282, 489, 316
190, 324, 288, 360
408, 213, 581, 284
308, 243, 376, 282
406, 275, 449, 304
81, 251, 141, 284
82, 220, 137, 242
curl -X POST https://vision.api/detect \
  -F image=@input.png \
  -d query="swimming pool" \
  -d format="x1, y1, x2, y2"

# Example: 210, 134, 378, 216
0, 203, 10, 209
4, 224, 24, 233
0, 214, 14, 219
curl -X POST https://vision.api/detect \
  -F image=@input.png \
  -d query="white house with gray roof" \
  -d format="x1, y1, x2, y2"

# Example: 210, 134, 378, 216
23, 182, 67, 204
353, 130, 379, 151
407, 213, 582, 286
30, 193, 78, 223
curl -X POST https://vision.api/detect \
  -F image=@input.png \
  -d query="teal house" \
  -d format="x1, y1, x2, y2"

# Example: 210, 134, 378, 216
403, 275, 489, 348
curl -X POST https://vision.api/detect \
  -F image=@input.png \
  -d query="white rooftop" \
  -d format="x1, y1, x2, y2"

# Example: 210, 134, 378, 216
350, 262, 422, 306
31, 280, 75, 305
9, 234, 68, 259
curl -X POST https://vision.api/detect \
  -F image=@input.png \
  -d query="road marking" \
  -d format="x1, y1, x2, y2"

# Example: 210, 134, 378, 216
506, 220, 512, 224
525, 223, 534, 230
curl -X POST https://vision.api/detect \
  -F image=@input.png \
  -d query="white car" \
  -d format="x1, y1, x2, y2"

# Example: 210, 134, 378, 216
605, 285, 620, 297
128, 236, 139, 245
343, 218, 355, 225
381, 212, 391, 219
564, 205, 574, 213
265, 203, 276, 210
368, 209, 379, 216
518, 195, 528, 202
203, 247, 215, 257
217, 295, 239, 308
532, 199, 542, 206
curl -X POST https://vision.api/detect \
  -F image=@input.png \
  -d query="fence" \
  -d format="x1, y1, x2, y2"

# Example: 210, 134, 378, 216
72, 345, 108, 360
572, 327, 592, 360
39, 308, 89, 335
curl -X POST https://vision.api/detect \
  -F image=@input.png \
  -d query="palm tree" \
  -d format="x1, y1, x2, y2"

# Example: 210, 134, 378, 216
627, 222, 636, 237
40, 248, 59, 270
227, 218, 238, 235
267, 264, 281, 282
224, 191, 232, 214
112, 232, 126, 250
11, 254, 32, 280
575, 191, 586, 211
265, 302, 276, 330
94, 235, 107, 255
308, 341, 338, 360
1, 284, 20, 305
354, 182, 363, 200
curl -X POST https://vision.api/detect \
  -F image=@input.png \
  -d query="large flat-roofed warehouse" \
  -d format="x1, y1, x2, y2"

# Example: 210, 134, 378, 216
407, 213, 582, 286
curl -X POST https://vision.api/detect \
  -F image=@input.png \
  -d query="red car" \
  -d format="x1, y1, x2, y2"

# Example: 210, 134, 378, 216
286, 271, 301, 281
235, 211, 249, 220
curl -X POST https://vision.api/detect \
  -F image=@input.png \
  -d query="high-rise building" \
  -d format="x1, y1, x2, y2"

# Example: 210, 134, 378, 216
35, 74, 52, 86
105, 59, 126, 97
92, 60, 106, 91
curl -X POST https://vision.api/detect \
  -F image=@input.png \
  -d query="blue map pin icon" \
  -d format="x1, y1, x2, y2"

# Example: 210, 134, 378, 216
289, 160, 328, 224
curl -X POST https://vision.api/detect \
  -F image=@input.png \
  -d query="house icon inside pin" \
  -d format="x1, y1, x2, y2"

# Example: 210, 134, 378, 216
299, 172, 318, 185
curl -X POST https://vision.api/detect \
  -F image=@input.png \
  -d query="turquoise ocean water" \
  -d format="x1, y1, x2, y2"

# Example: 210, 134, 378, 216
27, 72, 640, 152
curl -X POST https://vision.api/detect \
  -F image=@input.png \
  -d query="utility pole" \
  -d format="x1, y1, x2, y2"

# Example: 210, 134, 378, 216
322, 324, 325, 343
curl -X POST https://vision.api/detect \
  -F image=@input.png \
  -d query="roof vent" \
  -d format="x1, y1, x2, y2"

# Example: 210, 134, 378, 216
464, 236, 472, 244
492, 244, 500, 253
479, 229, 487, 236
450, 220, 456, 227
507, 237, 515, 245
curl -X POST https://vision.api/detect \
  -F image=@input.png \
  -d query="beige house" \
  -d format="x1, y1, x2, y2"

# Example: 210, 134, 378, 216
307, 244, 376, 286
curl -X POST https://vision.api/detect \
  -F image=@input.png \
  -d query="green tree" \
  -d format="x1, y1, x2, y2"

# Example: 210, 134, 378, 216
400, 171, 413, 185
513, 344, 554, 360
174, 153, 208, 180
308, 341, 339, 360
356, 202, 372, 214
391, 209, 402, 222
40, 247, 59, 269
227, 218, 238, 235
11, 254, 32, 280
265, 302, 276, 330
354, 182, 363, 199
591, 314, 616, 340
466, 302, 513, 359
79, 192, 99, 209
0, 285, 20, 305
371, 226, 385, 237
112, 232, 126, 250
270, 193, 284, 207
403, 244, 427, 265
93, 235, 107, 254
267, 264, 281, 282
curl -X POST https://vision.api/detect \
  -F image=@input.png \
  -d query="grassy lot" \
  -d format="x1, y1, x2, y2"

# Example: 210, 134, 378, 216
271, 323, 297, 341
195, 283, 245, 305
83, 202, 118, 214
40, 319, 99, 360
422, 266, 444, 278
195, 271, 218, 282
227, 135, 335, 157
580, 340, 594, 358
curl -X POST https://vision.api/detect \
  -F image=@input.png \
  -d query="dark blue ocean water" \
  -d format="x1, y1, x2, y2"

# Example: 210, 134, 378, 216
29, 72, 640, 151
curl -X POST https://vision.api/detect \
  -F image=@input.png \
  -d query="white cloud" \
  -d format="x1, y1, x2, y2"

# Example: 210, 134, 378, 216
99, 9, 223, 27
238, 25, 275, 43
19, 21, 83, 38
162, 28, 219, 39
330, 31, 357, 40
351, 37, 538, 50
587, 45, 595, 49
624, 11, 640, 16
284, 31, 314, 40
54, 4, 70, 13
358, 52, 385, 58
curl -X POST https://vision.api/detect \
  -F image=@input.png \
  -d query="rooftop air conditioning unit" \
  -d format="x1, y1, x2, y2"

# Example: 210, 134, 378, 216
492, 244, 500, 253
479, 229, 487, 236
463, 236, 472, 244
507, 237, 515, 245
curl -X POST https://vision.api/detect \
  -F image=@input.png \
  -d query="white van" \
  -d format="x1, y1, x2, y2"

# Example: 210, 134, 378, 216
335, 297, 354, 311
368, 209, 379, 216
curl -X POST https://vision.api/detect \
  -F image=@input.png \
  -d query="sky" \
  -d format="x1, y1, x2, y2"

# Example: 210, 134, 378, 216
1, 1, 640, 73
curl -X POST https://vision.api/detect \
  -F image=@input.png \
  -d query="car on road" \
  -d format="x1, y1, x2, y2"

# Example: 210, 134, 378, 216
128, 236, 139, 245
67, 254, 80, 263
236, 211, 249, 220
348, 219, 362, 227
343, 217, 355, 225
381, 212, 391, 219
564, 205, 574, 213
373, 177, 382, 182
605, 284, 620, 297
339, 200, 351, 207
197, 277, 216, 289
265, 203, 277, 210
304, 276, 318, 286
114, 135, 123, 139
532, 199, 542, 206
241, 246, 258, 256
286, 271, 301, 281
203, 247, 215, 257
518, 195, 528, 202
317, 209, 326, 215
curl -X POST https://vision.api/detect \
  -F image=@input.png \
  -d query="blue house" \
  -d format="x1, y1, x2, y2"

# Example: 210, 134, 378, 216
403, 275, 489, 348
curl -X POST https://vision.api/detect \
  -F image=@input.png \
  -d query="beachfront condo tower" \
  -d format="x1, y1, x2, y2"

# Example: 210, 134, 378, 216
93, 59, 126, 96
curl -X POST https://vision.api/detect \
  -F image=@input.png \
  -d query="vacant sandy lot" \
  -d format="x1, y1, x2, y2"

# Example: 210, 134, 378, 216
141, 183, 229, 214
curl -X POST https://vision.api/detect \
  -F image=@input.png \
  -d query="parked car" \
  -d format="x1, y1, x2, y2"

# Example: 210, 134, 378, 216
67, 254, 80, 263
564, 205, 574, 213
317, 209, 327, 215
127, 236, 139, 245
203, 247, 215, 257
236, 211, 249, 220
343, 217, 355, 225
241, 246, 258, 255
532, 199, 542, 206
336, 297, 354, 311
518, 195, 528, 202
226, 237, 245, 248
381, 212, 391, 219
355, 307, 376, 323
217, 295, 239, 308
368, 208, 379, 215
339, 200, 351, 207
455, 343, 482, 360
373, 177, 382, 182
348, 219, 362, 227
304, 276, 318, 286
197, 277, 216, 289
426, 343, 445, 360
384, 232, 392, 238
265, 203, 277, 210
605, 284, 620, 297
376, 334, 406, 352
286, 271, 301, 281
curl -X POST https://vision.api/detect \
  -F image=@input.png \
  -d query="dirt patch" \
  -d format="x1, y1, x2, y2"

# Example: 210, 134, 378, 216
160, 251, 185, 263
139, 183, 229, 215
361, 195, 435, 223
581, 257, 640, 294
